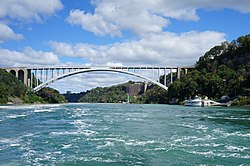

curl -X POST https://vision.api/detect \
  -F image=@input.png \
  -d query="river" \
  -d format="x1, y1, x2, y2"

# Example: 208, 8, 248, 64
0, 103, 249, 165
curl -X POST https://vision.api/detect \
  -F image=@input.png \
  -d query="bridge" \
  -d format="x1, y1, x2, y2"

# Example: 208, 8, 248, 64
3, 66, 193, 92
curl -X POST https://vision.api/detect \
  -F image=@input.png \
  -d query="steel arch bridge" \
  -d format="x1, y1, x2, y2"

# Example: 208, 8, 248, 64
34, 68, 169, 92
4, 66, 194, 92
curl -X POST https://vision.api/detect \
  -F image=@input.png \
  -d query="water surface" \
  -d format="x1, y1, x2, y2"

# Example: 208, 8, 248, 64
0, 103, 249, 165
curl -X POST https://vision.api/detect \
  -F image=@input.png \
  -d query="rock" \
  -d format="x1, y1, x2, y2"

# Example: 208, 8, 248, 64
8, 97, 23, 104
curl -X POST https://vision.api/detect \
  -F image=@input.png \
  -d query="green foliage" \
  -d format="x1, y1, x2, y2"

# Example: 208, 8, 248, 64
79, 85, 127, 103
37, 87, 67, 103
138, 86, 168, 104
0, 69, 27, 103
231, 97, 250, 106
167, 34, 250, 103
22, 91, 45, 103
0, 68, 67, 104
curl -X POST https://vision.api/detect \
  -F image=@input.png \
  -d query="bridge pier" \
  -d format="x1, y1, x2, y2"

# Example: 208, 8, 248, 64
5, 67, 29, 86
177, 66, 194, 79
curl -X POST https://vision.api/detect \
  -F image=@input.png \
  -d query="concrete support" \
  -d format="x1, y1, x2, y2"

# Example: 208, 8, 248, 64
144, 81, 148, 92
24, 69, 28, 86
5, 67, 28, 86
170, 68, 173, 84
185, 68, 188, 75
30, 69, 33, 88
36, 70, 39, 87
158, 68, 160, 82
164, 68, 166, 86
177, 66, 181, 79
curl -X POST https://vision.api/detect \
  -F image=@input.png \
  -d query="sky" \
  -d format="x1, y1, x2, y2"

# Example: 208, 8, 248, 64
0, 0, 250, 93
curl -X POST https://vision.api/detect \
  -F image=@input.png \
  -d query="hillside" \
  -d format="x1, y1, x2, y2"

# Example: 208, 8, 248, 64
78, 81, 148, 103
77, 34, 250, 105
0, 68, 67, 104
167, 34, 250, 105
0, 68, 29, 103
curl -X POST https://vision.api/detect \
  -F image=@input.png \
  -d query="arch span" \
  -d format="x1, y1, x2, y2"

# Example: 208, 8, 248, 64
18, 70, 24, 82
33, 68, 168, 92
10, 70, 16, 77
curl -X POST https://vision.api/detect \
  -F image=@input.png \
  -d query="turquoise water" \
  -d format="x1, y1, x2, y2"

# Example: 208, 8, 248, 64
0, 103, 249, 165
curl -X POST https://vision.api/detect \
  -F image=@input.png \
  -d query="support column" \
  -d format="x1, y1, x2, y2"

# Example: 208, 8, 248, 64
52, 69, 54, 78
164, 68, 166, 86
30, 69, 33, 88
177, 67, 181, 79
16, 69, 19, 81
170, 68, 173, 84
144, 81, 148, 92
158, 68, 160, 82
36, 70, 38, 86
40, 69, 43, 84
23, 69, 28, 86
185, 68, 188, 75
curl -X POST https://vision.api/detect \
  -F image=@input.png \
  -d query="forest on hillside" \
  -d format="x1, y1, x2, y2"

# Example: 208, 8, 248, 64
167, 34, 250, 104
77, 34, 250, 105
0, 69, 67, 104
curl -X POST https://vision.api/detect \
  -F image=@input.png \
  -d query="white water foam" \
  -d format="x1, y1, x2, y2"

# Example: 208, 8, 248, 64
62, 144, 72, 149
78, 156, 117, 163
179, 123, 208, 131
86, 137, 126, 143
50, 131, 79, 136
7, 114, 26, 119
10, 143, 21, 147
81, 130, 97, 136
97, 141, 114, 149
50, 130, 97, 136
70, 120, 91, 128
34, 109, 54, 113
0, 137, 21, 149
225, 145, 249, 152
213, 128, 250, 138
125, 139, 156, 146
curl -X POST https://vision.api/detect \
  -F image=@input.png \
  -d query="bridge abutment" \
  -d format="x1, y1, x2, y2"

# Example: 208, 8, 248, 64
5, 67, 29, 86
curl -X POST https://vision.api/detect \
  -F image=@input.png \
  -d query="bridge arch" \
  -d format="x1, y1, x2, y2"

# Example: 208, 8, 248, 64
10, 70, 16, 77
18, 70, 25, 83
33, 68, 168, 92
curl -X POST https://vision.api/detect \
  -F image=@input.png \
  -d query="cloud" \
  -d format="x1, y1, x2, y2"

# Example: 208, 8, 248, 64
66, 1, 169, 36
49, 31, 226, 67
0, 24, 23, 43
66, 0, 250, 36
67, 9, 122, 37
0, 0, 63, 42
0, 0, 63, 22
0, 47, 60, 67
